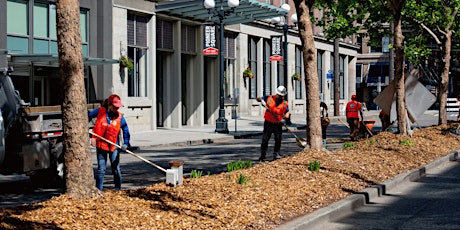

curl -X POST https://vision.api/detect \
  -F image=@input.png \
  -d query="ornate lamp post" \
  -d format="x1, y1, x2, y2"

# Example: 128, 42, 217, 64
272, 4, 297, 124
204, 0, 239, 133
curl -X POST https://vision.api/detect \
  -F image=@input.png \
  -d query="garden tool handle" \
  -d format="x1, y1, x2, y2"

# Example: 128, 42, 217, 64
89, 131, 167, 173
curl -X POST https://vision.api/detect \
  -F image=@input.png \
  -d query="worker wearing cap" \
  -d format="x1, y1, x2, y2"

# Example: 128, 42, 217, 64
256, 86, 291, 161
89, 94, 131, 190
346, 94, 363, 141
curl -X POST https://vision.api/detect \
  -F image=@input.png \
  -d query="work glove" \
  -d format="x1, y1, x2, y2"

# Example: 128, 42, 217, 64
261, 100, 267, 107
120, 144, 128, 152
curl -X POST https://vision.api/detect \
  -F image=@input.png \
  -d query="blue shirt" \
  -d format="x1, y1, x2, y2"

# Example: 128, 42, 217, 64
88, 107, 131, 147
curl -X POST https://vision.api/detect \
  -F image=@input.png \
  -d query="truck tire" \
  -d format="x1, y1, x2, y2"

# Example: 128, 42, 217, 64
29, 142, 65, 188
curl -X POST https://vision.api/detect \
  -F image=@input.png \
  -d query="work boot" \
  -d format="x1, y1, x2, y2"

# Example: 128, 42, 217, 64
273, 152, 282, 160
258, 154, 267, 162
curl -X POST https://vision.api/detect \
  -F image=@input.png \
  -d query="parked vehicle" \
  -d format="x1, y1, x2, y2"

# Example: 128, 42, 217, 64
0, 67, 97, 186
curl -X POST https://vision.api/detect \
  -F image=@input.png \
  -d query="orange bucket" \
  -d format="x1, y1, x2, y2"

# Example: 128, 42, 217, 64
363, 120, 376, 131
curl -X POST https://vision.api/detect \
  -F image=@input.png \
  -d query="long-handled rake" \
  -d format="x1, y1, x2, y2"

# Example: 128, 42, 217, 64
89, 131, 167, 173
263, 105, 306, 148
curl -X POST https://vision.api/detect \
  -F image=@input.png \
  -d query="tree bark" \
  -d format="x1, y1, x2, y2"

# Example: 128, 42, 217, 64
294, 0, 322, 150
438, 31, 452, 125
390, 0, 407, 135
56, 0, 98, 197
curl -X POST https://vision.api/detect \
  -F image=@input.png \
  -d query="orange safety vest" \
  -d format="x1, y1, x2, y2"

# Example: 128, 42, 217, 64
264, 95, 288, 123
92, 107, 122, 152
346, 100, 361, 119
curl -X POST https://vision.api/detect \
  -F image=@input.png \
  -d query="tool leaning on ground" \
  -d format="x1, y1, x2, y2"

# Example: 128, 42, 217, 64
89, 131, 167, 173
338, 118, 373, 137
261, 100, 307, 148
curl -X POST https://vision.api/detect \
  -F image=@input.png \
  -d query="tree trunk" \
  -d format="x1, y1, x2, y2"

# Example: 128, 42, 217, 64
56, 0, 98, 197
438, 31, 452, 125
294, 0, 322, 150
333, 38, 340, 116
391, 0, 407, 135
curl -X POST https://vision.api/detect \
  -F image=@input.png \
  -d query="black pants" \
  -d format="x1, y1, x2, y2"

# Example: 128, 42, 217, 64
261, 121, 283, 155
321, 125, 327, 139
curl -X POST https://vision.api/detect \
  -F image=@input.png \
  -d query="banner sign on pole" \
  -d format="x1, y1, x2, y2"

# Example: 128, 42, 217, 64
270, 35, 283, 61
203, 24, 218, 55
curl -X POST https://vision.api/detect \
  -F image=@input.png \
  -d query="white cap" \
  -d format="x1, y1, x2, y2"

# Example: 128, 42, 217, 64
276, 86, 287, 96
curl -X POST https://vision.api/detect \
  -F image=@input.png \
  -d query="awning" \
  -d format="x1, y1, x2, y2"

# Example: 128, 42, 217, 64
8, 54, 119, 66
156, 0, 287, 25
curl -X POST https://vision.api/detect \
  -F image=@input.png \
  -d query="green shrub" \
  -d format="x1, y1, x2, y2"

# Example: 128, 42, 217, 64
308, 160, 321, 172
399, 139, 414, 147
227, 160, 253, 172
342, 142, 355, 149
369, 138, 379, 144
237, 173, 249, 185
190, 169, 203, 178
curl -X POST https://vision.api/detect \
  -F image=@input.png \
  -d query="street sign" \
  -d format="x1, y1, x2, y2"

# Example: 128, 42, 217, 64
270, 35, 282, 62
203, 24, 218, 56
270, 55, 283, 61
326, 70, 333, 79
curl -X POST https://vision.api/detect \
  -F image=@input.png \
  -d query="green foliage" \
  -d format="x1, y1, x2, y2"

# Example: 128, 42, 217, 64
315, 0, 367, 39
237, 173, 249, 185
342, 142, 355, 149
119, 56, 133, 70
190, 169, 203, 178
243, 67, 254, 79
369, 138, 378, 144
227, 160, 253, 172
308, 160, 321, 172
207, 171, 211, 176
399, 139, 415, 147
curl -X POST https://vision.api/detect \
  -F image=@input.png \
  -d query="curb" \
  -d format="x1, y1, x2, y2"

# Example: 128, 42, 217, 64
275, 150, 459, 230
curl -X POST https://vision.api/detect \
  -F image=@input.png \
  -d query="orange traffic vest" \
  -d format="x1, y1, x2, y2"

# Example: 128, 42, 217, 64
264, 95, 288, 123
346, 100, 361, 119
92, 107, 122, 152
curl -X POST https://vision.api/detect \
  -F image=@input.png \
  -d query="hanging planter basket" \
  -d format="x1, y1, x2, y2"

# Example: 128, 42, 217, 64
119, 56, 134, 70
291, 73, 301, 81
243, 67, 254, 79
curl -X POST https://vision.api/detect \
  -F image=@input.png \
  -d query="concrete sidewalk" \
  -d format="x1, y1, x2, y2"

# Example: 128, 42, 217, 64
129, 110, 381, 150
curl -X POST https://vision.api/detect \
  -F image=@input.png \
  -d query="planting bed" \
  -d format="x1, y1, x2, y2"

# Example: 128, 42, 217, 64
1, 122, 460, 229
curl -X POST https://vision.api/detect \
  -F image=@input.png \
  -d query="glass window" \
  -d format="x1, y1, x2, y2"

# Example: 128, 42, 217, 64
7, 36, 28, 54
294, 46, 303, 99
49, 5, 57, 39
34, 39, 49, 53
127, 13, 150, 97
340, 55, 345, 99
80, 11, 87, 43
7, 0, 28, 35
317, 50, 323, 94
34, 3, 48, 38
248, 36, 258, 99
263, 39, 272, 96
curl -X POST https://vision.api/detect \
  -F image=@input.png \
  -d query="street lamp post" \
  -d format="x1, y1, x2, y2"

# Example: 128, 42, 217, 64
272, 4, 297, 125
204, 0, 239, 133
272, 5, 297, 86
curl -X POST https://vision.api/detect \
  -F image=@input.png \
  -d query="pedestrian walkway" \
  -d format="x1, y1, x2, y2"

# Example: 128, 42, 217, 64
129, 110, 381, 150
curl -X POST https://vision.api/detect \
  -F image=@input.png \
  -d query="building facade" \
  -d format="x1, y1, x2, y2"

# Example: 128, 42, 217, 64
1, 0, 359, 133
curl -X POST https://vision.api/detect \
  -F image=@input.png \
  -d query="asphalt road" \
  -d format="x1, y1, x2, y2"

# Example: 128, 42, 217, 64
311, 159, 460, 230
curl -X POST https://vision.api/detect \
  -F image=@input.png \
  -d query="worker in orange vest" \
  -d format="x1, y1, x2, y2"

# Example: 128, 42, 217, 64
345, 94, 363, 141
89, 94, 131, 190
256, 86, 291, 161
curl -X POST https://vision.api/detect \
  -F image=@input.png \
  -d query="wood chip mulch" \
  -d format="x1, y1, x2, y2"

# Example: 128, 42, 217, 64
1, 122, 460, 230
